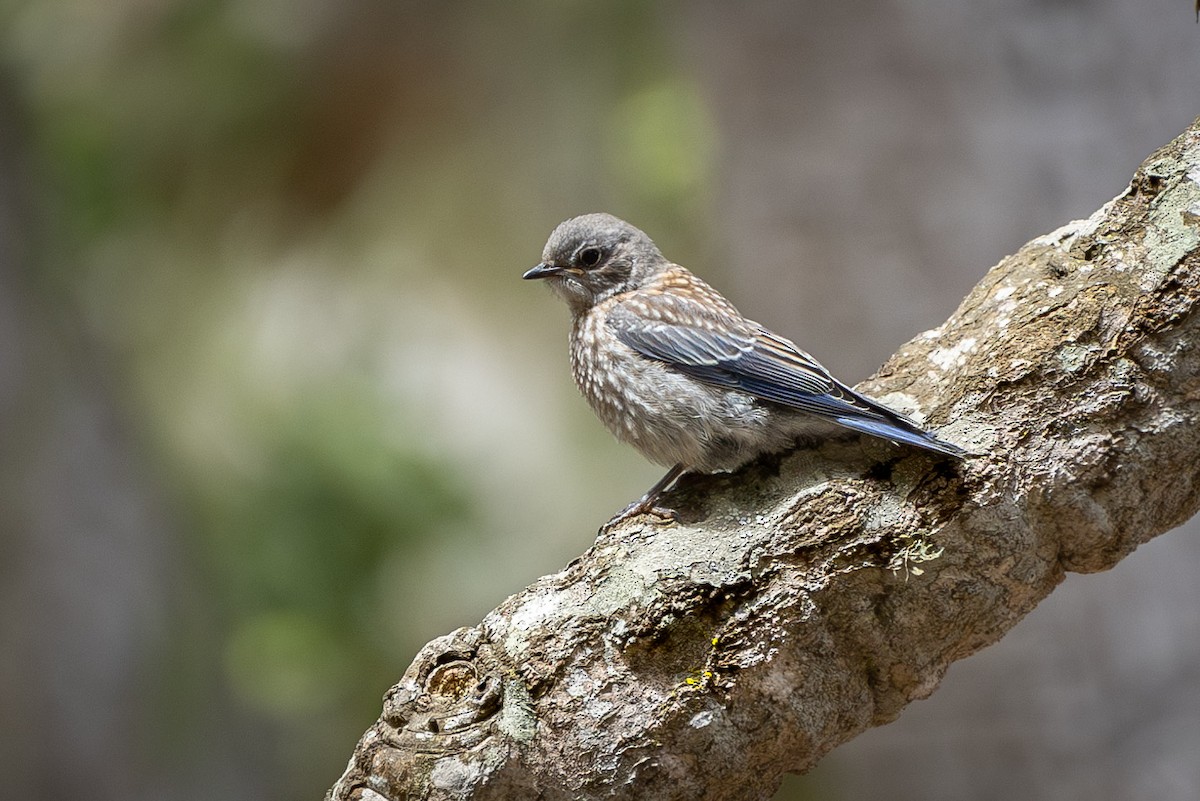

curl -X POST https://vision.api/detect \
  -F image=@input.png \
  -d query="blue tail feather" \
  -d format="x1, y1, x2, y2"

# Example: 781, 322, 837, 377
833, 415, 965, 458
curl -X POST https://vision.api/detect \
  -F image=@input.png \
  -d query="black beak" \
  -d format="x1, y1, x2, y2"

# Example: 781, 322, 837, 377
523, 262, 562, 280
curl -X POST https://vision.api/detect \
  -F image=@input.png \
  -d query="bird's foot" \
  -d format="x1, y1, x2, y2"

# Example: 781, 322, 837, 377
599, 464, 686, 534
601, 498, 678, 533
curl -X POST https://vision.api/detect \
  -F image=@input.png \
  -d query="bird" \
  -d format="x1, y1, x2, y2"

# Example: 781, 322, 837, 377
523, 213, 965, 523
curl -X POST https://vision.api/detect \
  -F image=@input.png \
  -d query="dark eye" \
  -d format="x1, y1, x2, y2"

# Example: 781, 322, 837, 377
577, 246, 603, 268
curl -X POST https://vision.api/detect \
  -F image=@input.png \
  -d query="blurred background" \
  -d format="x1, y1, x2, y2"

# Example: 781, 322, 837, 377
1, 1, 1198, 799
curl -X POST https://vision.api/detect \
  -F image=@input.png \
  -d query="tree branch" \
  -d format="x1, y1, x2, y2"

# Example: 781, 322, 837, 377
328, 117, 1200, 801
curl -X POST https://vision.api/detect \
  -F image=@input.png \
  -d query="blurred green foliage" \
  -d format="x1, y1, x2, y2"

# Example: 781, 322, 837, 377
2, 0, 717, 797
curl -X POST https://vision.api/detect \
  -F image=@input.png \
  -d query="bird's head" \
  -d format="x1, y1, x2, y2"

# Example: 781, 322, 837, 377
523, 213, 666, 314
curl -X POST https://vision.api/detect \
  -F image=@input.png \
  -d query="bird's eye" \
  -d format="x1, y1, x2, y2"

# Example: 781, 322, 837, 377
577, 247, 603, 268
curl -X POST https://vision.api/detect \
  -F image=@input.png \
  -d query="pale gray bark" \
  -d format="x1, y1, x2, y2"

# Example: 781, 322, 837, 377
329, 118, 1200, 801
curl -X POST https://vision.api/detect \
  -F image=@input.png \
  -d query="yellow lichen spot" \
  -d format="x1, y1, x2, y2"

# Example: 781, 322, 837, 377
888, 531, 945, 579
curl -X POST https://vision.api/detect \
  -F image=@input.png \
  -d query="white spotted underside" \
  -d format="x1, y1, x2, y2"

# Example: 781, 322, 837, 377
569, 298, 833, 472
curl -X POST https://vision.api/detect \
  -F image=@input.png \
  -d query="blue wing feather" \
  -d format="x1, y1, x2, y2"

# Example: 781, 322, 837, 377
608, 291, 964, 458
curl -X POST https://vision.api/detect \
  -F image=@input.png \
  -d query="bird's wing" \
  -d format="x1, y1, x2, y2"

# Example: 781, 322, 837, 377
606, 270, 966, 458
607, 290, 891, 421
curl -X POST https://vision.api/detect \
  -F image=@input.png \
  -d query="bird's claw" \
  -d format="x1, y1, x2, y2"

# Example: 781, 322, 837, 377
601, 500, 678, 533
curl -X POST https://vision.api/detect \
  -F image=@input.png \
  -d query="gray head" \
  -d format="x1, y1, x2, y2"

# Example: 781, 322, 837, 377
523, 213, 667, 313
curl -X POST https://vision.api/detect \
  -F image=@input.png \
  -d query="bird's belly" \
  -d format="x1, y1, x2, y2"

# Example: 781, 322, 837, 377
570, 335, 772, 471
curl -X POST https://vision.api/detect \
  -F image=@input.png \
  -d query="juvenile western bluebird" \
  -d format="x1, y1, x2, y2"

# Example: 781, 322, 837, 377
523, 213, 965, 520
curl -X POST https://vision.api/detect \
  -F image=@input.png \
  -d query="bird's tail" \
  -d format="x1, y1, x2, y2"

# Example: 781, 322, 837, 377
833, 414, 965, 458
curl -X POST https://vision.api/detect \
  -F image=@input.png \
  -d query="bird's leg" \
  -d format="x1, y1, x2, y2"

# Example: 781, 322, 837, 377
603, 464, 686, 530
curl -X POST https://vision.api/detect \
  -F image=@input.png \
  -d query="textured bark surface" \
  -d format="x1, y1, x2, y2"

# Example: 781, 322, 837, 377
329, 118, 1200, 801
